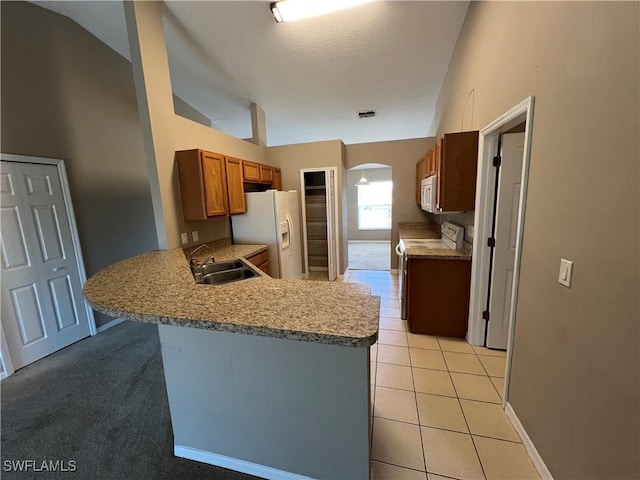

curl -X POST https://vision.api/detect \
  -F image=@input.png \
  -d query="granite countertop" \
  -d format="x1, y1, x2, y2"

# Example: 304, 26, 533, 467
83, 243, 379, 347
398, 222, 472, 261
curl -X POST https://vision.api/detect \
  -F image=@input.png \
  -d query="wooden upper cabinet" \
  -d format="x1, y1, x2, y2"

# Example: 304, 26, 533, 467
225, 157, 246, 215
202, 152, 229, 217
273, 168, 282, 191
176, 149, 229, 220
436, 131, 479, 212
259, 164, 273, 183
242, 161, 260, 182
416, 155, 426, 205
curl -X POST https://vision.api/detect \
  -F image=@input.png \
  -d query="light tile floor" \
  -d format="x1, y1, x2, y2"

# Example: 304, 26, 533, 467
323, 269, 541, 480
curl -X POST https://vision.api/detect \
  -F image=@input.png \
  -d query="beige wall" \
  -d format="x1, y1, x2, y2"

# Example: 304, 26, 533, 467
1, 2, 159, 328
434, 2, 639, 478
346, 167, 392, 242
173, 95, 211, 128
124, 2, 269, 250
345, 138, 434, 269
266, 140, 348, 274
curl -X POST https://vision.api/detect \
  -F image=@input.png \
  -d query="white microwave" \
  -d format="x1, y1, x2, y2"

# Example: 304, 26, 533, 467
420, 176, 437, 213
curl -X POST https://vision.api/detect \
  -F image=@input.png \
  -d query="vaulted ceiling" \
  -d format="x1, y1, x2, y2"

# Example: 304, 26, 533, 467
33, 1, 469, 146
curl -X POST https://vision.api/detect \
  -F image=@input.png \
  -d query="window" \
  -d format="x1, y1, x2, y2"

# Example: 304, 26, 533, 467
357, 181, 392, 230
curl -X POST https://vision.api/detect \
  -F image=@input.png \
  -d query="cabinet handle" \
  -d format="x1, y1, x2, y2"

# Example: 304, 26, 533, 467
395, 243, 403, 256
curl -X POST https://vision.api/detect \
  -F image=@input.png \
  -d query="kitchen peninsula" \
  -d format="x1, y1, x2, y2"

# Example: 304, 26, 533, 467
83, 241, 379, 480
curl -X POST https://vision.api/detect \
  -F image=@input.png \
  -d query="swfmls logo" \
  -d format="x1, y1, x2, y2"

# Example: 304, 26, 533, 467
3, 460, 77, 473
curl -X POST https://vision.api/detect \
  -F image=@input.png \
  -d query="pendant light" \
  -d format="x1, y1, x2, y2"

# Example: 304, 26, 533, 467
355, 166, 370, 187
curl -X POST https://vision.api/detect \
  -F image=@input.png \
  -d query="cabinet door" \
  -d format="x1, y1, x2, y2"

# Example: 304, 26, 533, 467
273, 168, 282, 191
176, 149, 208, 221
243, 161, 260, 182
416, 157, 424, 205
202, 152, 229, 217
260, 164, 274, 183
225, 157, 246, 215
437, 131, 478, 212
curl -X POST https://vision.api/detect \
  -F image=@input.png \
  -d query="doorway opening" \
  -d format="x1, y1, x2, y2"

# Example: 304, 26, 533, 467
347, 164, 392, 271
467, 97, 535, 404
299, 168, 340, 281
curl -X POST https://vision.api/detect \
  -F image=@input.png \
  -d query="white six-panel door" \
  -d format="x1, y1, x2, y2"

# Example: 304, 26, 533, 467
486, 133, 525, 349
1, 160, 91, 370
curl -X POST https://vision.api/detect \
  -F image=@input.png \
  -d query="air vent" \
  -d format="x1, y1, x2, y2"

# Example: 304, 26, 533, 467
358, 110, 376, 119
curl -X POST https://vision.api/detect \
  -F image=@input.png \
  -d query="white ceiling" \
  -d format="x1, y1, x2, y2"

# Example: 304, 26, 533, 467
32, 1, 469, 147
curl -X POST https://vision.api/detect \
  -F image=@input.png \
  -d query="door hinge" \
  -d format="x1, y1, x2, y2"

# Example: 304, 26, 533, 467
482, 310, 490, 321
493, 155, 502, 167
487, 237, 496, 248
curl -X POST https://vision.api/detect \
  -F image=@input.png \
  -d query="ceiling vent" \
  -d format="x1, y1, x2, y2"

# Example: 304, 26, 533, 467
358, 110, 376, 119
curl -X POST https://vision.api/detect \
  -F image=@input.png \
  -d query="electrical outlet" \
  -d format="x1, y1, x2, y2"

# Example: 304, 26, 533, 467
558, 259, 573, 287
180, 232, 188, 245
192, 231, 199, 242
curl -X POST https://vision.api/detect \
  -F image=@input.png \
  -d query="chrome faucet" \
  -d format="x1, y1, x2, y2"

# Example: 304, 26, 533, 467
189, 244, 208, 268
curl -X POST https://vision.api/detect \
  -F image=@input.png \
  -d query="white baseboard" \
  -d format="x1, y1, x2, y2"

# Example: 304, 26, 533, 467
174, 445, 311, 480
97, 318, 125, 333
505, 403, 553, 480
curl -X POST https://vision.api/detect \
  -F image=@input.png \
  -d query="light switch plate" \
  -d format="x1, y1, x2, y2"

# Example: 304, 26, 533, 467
180, 232, 188, 245
558, 258, 573, 287
192, 231, 199, 242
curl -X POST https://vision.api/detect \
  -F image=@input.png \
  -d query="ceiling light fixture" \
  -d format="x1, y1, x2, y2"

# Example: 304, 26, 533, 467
270, 0, 373, 23
355, 166, 370, 187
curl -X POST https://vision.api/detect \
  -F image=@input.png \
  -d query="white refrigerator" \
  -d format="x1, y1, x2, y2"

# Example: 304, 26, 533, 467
231, 190, 303, 280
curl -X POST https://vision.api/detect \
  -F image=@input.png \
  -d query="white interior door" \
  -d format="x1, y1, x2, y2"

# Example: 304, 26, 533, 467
325, 170, 338, 281
1, 160, 91, 370
486, 133, 525, 349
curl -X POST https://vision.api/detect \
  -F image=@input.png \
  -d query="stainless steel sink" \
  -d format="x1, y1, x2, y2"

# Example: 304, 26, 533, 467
196, 260, 245, 276
192, 259, 258, 285
199, 268, 258, 285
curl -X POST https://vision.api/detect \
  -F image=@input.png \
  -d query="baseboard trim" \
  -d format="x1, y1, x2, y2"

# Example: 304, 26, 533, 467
97, 318, 125, 333
174, 445, 312, 480
505, 402, 553, 479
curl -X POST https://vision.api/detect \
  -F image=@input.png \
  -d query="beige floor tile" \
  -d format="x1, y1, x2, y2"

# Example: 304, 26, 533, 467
377, 363, 415, 391
412, 368, 457, 397
378, 345, 411, 366
478, 355, 506, 377
372, 418, 425, 471
473, 436, 540, 480
460, 400, 520, 442
380, 317, 407, 332
451, 373, 502, 404
416, 393, 468, 433
380, 297, 402, 309
407, 333, 440, 351
490, 377, 505, 399
410, 348, 447, 370
472, 346, 507, 357
421, 427, 485, 480
427, 475, 453, 480
371, 461, 427, 480
380, 307, 402, 319
379, 329, 408, 347
443, 351, 487, 375
381, 290, 400, 300
374, 386, 419, 424
438, 337, 475, 354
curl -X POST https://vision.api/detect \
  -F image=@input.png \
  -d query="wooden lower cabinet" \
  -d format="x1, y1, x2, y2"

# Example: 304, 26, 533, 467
246, 249, 270, 276
406, 258, 471, 338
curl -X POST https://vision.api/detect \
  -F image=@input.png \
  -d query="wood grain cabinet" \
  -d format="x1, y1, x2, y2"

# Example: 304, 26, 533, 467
406, 258, 471, 338
415, 131, 478, 212
259, 164, 273, 183
242, 160, 261, 182
246, 249, 270, 275
176, 149, 246, 220
435, 131, 479, 212
273, 168, 282, 191
224, 157, 246, 215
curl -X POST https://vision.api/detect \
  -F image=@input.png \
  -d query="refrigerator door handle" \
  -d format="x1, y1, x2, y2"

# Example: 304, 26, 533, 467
286, 212, 294, 257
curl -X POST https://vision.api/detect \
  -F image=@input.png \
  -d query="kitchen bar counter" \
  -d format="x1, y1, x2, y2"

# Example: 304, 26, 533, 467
399, 222, 472, 261
84, 241, 376, 479
83, 243, 379, 347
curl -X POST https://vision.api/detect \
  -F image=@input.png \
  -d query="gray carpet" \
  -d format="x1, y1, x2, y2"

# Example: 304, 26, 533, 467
1, 321, 258, 480
348, 241, 391, 270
